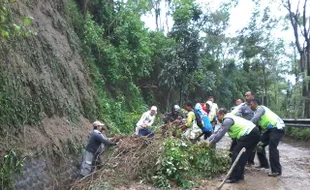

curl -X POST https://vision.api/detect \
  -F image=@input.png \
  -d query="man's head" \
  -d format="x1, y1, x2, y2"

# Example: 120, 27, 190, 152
216, 108, 228, 123
244, 91, 254, 103
235, 98, 244, 106
150, 106, 157, 116
172, 105, 180, 114
249, 98, 260, 111
184, 102, 193, 111
208, 96, 215, 103
93, 121, 105, 131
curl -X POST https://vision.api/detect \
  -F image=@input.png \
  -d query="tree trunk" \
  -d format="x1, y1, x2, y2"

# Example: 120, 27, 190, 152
155, 11, 159, 30
262, 63, 268, 106
179, 82, 183, 106
166, 88, 171, 112
305, 44, 310, 117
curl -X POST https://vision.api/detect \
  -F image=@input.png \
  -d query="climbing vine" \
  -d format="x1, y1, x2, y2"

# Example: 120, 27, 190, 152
0, 0, 35, 39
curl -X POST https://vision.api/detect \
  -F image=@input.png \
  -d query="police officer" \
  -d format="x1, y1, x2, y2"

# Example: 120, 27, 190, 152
250, 98, 285, 177
207, 108, 260, 183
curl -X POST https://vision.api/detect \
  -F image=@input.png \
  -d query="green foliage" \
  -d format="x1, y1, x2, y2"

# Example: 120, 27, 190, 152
152, 139, 229, 189
0, 0, 36, 39
0, 150, 25, 190
285, 126, 310, 140
64, 0, 84, 33
72, 0, 157, 134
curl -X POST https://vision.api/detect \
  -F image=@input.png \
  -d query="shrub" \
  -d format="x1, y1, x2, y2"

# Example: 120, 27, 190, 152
285, 126, 310, 141
152, 139, 229, 189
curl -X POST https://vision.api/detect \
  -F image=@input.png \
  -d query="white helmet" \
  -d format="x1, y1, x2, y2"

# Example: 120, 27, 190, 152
173, 105, 180, 112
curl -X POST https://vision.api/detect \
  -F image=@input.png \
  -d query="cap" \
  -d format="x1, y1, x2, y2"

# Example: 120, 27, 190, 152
173, 105, 180, 111
150, 106, 157, 112
206, 101, 213, 107
92, 121, 105, 127
194, 103, 202, 111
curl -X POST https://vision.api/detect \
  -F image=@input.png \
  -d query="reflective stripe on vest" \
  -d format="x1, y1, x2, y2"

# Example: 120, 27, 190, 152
258, 106, 284, 130
224, 113, 256, 139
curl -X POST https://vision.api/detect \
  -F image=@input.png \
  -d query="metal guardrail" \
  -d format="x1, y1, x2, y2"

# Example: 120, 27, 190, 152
283, 119, 310, 128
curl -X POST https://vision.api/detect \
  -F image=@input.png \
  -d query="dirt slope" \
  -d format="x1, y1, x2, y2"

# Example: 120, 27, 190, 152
0, 0, 98, 188
0, 0, 96, 154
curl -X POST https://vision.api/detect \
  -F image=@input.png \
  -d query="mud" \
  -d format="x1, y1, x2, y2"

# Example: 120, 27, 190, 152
207, 135, 310, 190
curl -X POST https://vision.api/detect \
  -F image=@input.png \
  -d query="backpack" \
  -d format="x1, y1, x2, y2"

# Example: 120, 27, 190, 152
193, 110, 204, 129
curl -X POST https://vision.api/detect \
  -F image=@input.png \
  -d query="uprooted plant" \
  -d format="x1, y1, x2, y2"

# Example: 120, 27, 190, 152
70, 130, 230, 189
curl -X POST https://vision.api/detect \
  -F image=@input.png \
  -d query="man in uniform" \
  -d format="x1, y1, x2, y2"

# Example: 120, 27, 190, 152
207, 108, 260, 183
250, 99, 285, 177
231, 91, 256, 165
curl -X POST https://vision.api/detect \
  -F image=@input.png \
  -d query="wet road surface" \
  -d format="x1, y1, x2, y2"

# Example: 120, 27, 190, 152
206, 134, 310, 190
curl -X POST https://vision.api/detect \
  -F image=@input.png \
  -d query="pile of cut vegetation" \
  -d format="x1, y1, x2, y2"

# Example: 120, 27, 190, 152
70, 128, 230, 189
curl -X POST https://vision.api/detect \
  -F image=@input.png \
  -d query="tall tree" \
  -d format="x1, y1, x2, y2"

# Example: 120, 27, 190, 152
283, 0, 310, 117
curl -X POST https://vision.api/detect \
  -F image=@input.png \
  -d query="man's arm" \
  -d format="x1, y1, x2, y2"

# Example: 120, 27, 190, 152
207, 118, 234, 144
251, 107, 265, 125
136, 112, 148, 127
96, 133, 116, 146
146, 115, 155, 127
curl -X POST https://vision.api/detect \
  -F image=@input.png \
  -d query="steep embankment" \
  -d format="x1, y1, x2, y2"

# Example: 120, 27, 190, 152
0, 0, 99, 189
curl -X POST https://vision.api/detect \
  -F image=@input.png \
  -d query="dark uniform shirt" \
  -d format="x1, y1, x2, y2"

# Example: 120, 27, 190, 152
164, 112, 180, 124
235, 102, 254, 121
86, 130, 116, 154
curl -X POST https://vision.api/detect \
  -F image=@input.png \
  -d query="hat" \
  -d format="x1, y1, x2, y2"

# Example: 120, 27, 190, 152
206, 101, 213, 107
92, 121, 105, 127
150, 106, 157, 112
173, 105, 180, 112
194, 103, 202, 111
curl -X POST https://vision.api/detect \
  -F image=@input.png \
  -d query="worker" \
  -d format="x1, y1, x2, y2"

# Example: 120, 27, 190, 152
164, 105, 182, 125
194, 103, 213, 139
230, 91, 256, 165
135, 106, 157, 137
80, 121, 116, 177
207, 96, 218, 128
180, 102, 200, 139
230, 98, 244, 111
207, 108, 260, 183
231, 91, 254, 120
250, 98, 285, 177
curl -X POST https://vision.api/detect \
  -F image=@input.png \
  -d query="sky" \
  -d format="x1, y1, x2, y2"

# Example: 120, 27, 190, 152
141, 0, 295, 41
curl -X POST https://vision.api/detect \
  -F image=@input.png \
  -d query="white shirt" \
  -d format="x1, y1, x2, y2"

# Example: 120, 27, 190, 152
135, 111, 156, 135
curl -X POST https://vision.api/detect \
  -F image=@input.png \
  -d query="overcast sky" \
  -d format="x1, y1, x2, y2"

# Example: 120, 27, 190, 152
141, 0, 300, 83
141, 0, 295, 42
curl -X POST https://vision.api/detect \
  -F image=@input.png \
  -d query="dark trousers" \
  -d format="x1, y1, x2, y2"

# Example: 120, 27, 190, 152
138, 128, 155, 138
203, 131, 212, 139
247, 151, 256, 164
257, 128, 284, 173
230, 139, 256, 164
230, 127, 260, 180
229, 139, 237, 157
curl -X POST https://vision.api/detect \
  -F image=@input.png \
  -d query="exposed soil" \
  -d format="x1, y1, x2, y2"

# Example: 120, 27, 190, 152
23, 116, 92, 152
